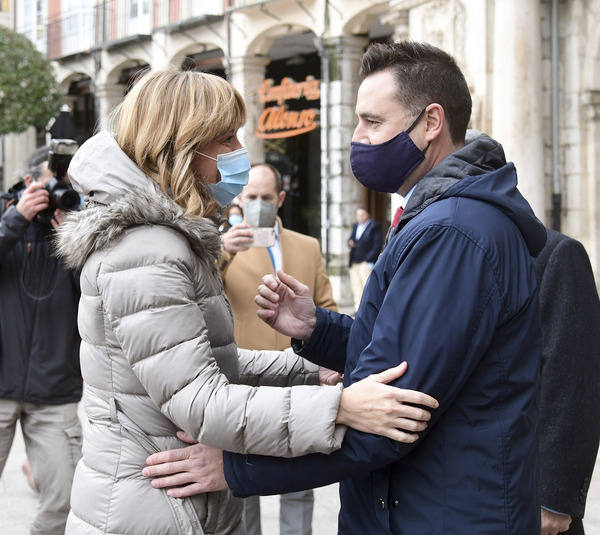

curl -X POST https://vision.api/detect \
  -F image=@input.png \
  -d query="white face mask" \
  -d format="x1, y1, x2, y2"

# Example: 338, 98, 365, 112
244, 199, 278, 227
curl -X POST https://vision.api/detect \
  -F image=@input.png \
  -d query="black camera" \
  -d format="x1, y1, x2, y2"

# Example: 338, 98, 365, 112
37, 139, 80, 224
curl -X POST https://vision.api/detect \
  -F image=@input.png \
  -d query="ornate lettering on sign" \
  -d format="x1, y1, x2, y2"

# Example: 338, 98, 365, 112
255, 76, 320, 139
258, 77, 320, 105
257, 107, 318, 139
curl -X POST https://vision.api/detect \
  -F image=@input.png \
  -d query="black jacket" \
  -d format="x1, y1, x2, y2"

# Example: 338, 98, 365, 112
348, 219, 381, 266
0, 195, 81, 405
535, 229, 600, 534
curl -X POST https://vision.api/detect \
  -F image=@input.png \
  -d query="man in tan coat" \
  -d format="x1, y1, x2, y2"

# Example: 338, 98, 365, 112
220, 163, 337, 535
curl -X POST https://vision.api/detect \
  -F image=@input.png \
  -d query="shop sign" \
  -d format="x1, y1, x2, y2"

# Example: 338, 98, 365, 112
255, 76, 320, 139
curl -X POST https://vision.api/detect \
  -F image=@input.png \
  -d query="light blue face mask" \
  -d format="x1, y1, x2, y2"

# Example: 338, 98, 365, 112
228, 213, 244, 226
196, 147, 251, 207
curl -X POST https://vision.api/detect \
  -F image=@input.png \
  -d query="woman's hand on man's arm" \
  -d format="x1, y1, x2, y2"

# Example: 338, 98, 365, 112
336, 362, 439, 443
142, 362, 439, 497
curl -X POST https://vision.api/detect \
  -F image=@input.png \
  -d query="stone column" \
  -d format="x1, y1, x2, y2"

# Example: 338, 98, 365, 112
321, 35, 368, 307
150, 31, 172, 71
492, 0, 546, 222
1, 127, 37, 189
93, 83, 124, 129
228, 55, 269, 164
381, 4, 410, 42
582, 90, 600, 281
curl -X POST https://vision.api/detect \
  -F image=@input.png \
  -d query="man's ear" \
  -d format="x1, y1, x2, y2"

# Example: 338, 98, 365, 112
277, 190, 286, 209
24, 174, 33, 187
424, 103, 445, 142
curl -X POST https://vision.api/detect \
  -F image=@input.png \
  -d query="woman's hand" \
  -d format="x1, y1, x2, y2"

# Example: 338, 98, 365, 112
319, 366, 343, 385
336, 362, 439, 443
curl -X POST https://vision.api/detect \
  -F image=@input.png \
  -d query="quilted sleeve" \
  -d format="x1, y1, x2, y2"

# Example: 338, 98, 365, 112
98, 230, 345, 457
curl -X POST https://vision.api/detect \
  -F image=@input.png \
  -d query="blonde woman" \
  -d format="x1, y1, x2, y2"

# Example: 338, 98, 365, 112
56, 71, 437, 535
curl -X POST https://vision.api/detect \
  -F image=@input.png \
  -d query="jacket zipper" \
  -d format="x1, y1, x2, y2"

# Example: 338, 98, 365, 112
21, 241, 34, 400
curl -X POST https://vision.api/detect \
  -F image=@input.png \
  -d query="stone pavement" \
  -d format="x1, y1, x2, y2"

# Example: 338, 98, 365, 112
0, 421, 339, 534
1, 421, 599, 534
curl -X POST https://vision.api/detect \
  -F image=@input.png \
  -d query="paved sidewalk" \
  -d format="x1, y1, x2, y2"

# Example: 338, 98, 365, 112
1, 421, 599, 534
0, 421, 339, 534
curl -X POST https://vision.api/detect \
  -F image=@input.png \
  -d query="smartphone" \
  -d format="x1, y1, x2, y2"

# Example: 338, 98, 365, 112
250, 227, 276, 247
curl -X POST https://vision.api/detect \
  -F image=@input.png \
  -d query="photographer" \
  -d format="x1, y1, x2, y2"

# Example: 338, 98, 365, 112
0, 142, 82, 535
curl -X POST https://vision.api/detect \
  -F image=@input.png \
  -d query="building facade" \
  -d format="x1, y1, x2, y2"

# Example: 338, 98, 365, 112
4, 0, 600, 303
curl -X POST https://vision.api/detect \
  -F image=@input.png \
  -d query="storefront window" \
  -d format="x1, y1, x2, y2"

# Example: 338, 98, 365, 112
261, 52, 322, 239
67, 77, 96, 144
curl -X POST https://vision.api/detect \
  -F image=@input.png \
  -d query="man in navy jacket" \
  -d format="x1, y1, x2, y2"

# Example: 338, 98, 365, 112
147, 42, 546, 534
348, 207, 381, 311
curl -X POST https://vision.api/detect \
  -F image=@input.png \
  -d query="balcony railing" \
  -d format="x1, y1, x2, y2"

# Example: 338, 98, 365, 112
42, 0, 224, 61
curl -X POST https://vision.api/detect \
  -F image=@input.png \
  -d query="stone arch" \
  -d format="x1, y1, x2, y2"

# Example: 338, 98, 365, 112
167, 41, 224, 71
105, 58, 151, 87
93, 58, 150, 125
58, 72, 92, 95
340, 2, 388, 36
244, 22, 314, 57
55, 71, 96, 143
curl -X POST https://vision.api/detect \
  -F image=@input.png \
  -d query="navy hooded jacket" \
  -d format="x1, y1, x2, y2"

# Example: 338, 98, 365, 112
224, 134, 546, 534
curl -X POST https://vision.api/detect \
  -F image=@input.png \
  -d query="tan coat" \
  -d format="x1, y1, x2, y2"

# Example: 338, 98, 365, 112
221, 222, 337, 351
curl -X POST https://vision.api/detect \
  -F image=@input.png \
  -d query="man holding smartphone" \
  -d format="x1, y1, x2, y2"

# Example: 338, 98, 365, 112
219, 162, 337, 535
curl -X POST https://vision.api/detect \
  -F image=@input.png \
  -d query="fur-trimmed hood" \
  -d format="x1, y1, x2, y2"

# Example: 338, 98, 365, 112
56, 188, 222, 270
56, 190, 221, 269
56, 130, 222, 270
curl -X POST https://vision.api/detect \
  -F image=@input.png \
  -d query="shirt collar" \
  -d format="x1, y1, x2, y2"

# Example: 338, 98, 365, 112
401, 184, 418, 209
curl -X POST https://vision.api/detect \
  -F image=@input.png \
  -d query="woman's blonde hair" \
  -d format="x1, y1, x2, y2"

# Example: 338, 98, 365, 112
109, 70, 246, 218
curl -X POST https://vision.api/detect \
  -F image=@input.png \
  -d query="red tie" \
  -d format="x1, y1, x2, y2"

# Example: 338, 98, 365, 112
392, 206, 404, 228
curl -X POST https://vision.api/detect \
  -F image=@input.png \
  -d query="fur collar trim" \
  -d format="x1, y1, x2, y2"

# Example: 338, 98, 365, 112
55, 188, 221, 271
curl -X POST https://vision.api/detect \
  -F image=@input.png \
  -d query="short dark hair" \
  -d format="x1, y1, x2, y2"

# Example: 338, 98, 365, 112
360, 41, 472, 144
28, 145, 50, 181
251, 162, 283, 193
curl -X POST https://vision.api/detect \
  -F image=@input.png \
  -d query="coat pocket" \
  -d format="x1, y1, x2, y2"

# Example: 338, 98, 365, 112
109, 397, 205, 535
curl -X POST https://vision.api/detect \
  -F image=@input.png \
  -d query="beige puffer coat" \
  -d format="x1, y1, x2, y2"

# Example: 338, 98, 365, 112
56, 131, 345, 535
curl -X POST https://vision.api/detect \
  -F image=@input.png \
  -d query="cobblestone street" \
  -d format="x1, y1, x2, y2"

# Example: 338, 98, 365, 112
1, 419, 599, 534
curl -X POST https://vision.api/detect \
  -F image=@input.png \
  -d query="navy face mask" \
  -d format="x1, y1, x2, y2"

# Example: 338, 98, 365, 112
350, 108, 428, 194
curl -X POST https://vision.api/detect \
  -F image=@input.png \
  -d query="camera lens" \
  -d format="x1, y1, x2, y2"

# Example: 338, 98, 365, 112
55, 189, 81, 211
